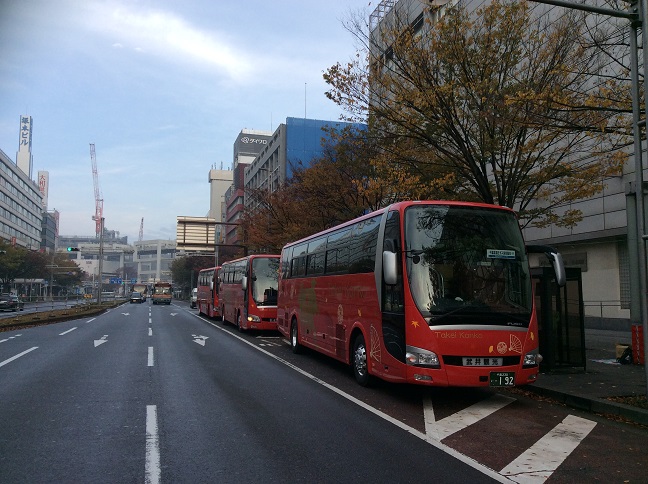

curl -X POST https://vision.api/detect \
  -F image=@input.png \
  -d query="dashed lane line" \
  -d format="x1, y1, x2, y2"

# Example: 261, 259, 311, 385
0, 347, 38, 368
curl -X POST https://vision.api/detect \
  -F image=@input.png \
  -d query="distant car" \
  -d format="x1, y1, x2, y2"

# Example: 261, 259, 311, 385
190, 288, 197, 308
130, 291, 145, 304
10, 295, 24, 311
0, 294, 17, 312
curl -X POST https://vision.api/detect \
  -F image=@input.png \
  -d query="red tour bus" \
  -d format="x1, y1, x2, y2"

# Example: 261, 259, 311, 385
197, 266, 221, 318
219, 255, 280, 331
277, 200, 565, 387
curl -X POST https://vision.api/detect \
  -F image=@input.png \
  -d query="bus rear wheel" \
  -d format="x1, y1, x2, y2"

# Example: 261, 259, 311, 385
352, 333, 371, 387
290, 320, 301, 354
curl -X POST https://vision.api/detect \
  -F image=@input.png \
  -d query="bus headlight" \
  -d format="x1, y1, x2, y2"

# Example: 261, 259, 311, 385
406, 346, 440, 368
523, 350, 542, 367
247, 315, 261, 322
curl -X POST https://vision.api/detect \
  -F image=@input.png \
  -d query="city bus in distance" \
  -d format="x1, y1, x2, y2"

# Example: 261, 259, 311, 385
219, 255, 280, 331
196, 266, 221, 318
277, 200, 565, 387
152, 282, 172, 305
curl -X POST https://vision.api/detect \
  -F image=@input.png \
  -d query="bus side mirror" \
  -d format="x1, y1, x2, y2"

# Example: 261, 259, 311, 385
242, 276, 247, 291
383, 251, 398, 285
527, 245, 566, 287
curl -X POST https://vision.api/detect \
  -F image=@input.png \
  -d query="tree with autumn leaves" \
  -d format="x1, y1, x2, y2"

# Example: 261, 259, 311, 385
241, 0, 632, 251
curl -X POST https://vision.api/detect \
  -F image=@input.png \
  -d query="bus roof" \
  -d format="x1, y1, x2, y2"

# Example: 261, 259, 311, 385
220, 254, 280, 266
282, 200, 515, 250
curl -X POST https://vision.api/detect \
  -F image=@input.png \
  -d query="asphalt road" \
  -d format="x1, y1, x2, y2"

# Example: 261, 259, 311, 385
0, 301, 501, 483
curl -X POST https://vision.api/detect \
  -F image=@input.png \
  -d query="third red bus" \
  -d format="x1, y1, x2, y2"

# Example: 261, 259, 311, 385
278, 200, 565, 387
197, 266, 221, 318
219, 255, 280, 331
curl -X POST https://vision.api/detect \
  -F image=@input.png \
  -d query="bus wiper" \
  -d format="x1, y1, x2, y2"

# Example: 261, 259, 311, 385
429, 302, 486, 324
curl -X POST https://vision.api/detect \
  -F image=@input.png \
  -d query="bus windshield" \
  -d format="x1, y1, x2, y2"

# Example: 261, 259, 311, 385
404, 205, 532, 327
251, 257, 279, 306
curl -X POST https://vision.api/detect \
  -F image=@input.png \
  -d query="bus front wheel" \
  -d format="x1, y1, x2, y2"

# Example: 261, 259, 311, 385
290, 320, 301, 354
352, 333, 371, 387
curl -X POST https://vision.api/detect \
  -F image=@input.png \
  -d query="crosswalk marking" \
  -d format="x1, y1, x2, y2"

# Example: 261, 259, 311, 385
424, 395, 597, 482
500, 414, 597, 483
424, 393, 515, 441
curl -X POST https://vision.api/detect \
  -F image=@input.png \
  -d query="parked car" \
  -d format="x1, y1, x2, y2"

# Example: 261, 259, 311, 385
190, 288, 197, 308
10, 294, 24, 311
130, 291, 145, 304
0, 294, 17, 312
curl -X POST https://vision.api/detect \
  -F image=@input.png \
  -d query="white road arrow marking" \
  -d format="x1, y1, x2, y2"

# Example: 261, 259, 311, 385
192, 334, 208, 346
94, 335, 109, 347
170, 313, 178, 316
122, 312, 130, 316
0, 334, 22, 344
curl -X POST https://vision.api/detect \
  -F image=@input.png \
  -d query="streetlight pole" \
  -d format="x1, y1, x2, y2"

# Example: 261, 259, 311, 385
93, 215, 105, 304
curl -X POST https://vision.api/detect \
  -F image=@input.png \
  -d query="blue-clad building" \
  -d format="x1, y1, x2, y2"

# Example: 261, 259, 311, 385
244, 117, 366, 209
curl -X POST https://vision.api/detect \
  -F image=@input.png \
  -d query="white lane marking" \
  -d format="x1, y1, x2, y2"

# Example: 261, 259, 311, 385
148, 347, 154, 366
194, 315, 508, 483
424, 393, 515, 441
86, 318, 96, 323
148, 327, 152, 336
94, 335, 109, 347
0, 347, 38, 368
500, 414, 597, 482
0, 334, 22, 343
423, 395, 437, 442
145, 405, 161, 484
192, 335, 208, 346
59, 327, 77, 336
149, 317, 152, 324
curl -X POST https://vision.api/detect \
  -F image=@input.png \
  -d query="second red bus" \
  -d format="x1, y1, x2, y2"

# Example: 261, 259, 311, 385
219, 255, 280, 331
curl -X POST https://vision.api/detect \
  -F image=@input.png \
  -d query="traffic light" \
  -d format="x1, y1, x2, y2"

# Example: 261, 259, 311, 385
66, 247, 80, 252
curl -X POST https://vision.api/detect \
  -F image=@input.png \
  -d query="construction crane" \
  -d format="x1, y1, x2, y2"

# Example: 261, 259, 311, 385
139, 217, 144, 242
89, 143, 103, 237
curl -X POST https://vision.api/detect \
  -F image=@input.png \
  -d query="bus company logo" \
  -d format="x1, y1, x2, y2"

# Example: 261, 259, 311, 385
434, 331, 482, 339
497, 342, 507, 354
241, 137, 268, 144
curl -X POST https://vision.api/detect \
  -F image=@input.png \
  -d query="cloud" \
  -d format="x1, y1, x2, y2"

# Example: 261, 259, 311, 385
86, 2, 255, 82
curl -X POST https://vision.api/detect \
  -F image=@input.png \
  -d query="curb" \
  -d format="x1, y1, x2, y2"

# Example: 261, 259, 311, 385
522, 384, 648, 426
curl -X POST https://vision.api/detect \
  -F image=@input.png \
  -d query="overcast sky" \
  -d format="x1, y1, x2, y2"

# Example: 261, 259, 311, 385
0, 0, 372, 243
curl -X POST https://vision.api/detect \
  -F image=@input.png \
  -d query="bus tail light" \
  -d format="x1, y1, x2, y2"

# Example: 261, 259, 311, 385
406, 346, 440, 368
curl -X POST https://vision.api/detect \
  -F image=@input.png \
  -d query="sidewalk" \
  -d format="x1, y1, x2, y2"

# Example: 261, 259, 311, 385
522, 329, 648, 426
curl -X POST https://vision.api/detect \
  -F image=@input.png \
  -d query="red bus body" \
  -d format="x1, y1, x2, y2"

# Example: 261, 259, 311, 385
278, 201, 562, 387
220, 255, 280, 331
197, 266, 221, 318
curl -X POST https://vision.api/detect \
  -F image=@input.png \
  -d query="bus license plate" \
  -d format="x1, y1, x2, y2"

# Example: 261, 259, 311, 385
490, 372, 515, 387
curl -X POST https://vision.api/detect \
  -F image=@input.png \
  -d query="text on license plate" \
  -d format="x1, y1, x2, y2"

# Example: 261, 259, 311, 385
490, 372, 515, 387
462, 357, 503, 366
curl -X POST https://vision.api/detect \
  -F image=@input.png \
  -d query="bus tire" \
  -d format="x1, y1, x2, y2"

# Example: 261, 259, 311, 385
352, 333, 371, 387
290, 319, 301, 354
237, 312, 245, 332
